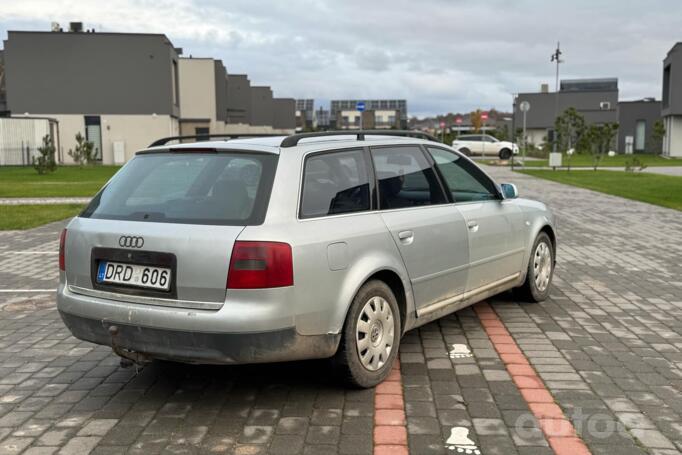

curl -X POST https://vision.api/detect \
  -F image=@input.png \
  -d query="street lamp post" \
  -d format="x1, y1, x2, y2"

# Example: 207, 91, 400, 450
550, 42, 563, 156
520, 101, 530, 166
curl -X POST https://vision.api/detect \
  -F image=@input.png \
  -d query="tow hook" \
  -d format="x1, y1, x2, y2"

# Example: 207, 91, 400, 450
108, 325, 152, 371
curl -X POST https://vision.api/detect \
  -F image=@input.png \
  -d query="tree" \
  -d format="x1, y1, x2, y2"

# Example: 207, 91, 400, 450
554, 108, 586, 171
68, 132, 96, 166
33, 134, 57, 175
584, 123, 619, 170
470, 110, 483, 133
651, 119, 666, 155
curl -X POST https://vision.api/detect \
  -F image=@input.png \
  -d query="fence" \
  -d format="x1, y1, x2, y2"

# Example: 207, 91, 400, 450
0, 117, 60, 165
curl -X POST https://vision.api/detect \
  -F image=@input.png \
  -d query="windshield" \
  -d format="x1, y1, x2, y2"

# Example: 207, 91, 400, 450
81, 152, 278, 225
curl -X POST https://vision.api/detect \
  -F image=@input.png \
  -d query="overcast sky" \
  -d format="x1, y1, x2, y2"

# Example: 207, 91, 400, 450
1, 0, 680, 117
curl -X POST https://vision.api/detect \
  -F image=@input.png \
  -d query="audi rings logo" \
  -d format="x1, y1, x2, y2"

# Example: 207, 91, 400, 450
119, 236, 144, 248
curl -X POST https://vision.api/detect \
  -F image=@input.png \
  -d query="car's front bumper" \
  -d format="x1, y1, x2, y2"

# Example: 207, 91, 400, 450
57, 283, 340, 364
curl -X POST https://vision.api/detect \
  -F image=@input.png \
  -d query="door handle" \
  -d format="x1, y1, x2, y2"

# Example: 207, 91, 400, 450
467, 221, 479, 232
398, 230, 414, 244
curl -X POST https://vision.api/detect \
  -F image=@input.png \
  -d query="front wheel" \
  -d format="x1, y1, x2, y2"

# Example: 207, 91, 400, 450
332, 280, 401, 388
515, 232, 554, 302
499, 148, 512, 160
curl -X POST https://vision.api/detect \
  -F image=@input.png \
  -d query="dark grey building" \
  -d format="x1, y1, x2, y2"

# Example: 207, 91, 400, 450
213, 60, 228, 122
617, 99, 662, 154
662, 43, 682, 157
3, 30, 180, 117
330, 99, 407, 129
250, 86, 274, 127
515, 78, 618, 146
226, 74, 251, 124
273, 98, 296, 129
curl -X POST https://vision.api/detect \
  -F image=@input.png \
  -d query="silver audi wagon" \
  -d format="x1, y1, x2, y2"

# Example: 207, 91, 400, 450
57, 131, 556, 387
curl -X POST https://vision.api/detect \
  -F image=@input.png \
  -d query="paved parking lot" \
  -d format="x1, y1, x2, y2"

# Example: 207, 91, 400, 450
1, 166, 681, 454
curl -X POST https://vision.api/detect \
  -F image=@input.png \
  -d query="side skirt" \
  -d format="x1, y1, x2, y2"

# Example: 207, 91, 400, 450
409, 273, 522, 330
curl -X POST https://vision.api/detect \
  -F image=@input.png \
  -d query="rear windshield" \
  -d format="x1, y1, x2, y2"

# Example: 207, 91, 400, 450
81, 152, 278, 225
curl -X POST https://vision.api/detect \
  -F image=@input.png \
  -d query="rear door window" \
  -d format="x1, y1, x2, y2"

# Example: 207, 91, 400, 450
81, 152, 277, 225
371, 146, 446, 209
300, 148, 371, 218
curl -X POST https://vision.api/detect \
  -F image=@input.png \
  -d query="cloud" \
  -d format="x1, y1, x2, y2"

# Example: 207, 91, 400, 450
1, 0, 679, 117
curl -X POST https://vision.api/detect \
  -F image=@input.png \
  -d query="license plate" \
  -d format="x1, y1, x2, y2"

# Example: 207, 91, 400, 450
97, 261, 171, 291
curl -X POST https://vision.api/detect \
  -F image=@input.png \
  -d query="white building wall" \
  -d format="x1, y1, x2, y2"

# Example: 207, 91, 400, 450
0, 117, 52, 165
524, 128, 547, 148
663, 116, 682, 157
178, 59, 217, 126
44, 114, 178, 165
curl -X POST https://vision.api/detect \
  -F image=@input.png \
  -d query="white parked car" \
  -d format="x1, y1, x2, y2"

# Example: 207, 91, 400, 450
452, 134, 519, 160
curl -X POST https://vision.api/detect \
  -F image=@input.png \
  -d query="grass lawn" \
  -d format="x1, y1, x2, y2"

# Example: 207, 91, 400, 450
517, 154, 682, 168
519, 170, 682, 211
0, 204, 85, 230
0, 165, 120, 198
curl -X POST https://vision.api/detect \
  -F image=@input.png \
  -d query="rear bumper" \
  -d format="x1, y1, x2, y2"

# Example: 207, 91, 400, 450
57, 282, 340, 364
59, 310, 340, 364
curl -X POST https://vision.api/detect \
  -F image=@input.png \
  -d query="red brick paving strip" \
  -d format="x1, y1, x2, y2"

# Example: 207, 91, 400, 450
374, 359, 409, 455
474, 301, 591, 455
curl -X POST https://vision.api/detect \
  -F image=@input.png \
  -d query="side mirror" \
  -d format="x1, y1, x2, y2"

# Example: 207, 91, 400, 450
500, 183, 518, 199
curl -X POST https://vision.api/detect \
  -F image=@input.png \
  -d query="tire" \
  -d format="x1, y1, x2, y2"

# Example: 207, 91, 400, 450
515, 232, 554, 302
332, 280, 401, 388
459, 147, 471, 156
499, 148, 512, 160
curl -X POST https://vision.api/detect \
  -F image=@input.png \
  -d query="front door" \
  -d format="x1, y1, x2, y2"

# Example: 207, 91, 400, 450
426, 146, 525, 291
371, 145, 470, 310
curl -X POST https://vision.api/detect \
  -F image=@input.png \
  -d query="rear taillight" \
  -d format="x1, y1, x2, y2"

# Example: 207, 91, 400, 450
227, 241, 293, 289
59, 228, 67, 271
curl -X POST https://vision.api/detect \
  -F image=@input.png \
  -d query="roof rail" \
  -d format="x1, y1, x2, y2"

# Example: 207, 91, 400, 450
279, 130, 440, 148
149, 133, 283, 147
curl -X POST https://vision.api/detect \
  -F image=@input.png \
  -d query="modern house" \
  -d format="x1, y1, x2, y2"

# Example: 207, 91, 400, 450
662, 43, 682, 157
515, 78, 619, 148
330, 99, 407, 129
3, 27, 182, 164
617, 98, 662, 154
179, 58, 294, 136
1, 24, 295, 165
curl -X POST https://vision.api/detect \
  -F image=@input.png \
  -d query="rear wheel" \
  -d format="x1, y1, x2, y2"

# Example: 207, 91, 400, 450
332, 280, 401, 388
515, 232, 554, 302
459, 147, 471, 156
499, 148, 512, 160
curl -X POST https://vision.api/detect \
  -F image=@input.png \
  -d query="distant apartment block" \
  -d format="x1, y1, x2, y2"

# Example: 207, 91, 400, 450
296, 99, 314, 130
662, 43, 682, 157
0, 24, 295, 164
330, 99, 407, 129
315, 107, 331, 130
515, 78, 619, 147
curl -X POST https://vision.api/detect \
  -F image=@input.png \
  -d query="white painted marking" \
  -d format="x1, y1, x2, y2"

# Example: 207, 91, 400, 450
449, 344, 474, 359
3, 251, 58, 255
446, 426, 480, 454
0, 290, 55, 293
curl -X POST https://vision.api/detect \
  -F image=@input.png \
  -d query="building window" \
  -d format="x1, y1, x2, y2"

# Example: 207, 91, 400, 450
172, 60, 179, 106
599, 101, 610, 110
635, 120, 646, 152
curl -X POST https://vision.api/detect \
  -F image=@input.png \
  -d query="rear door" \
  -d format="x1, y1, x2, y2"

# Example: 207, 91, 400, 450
67, 151, 277, 304
371, 145, 470, 311
426, 147, 525, 291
